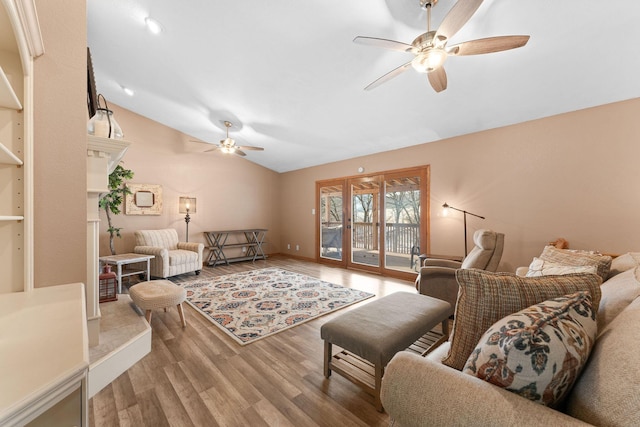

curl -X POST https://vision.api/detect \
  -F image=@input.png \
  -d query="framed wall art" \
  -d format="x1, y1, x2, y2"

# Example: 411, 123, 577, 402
125, 183, 163, 215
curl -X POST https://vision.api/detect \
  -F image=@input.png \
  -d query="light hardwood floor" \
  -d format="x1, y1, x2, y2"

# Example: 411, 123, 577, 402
89, 256, 418, 426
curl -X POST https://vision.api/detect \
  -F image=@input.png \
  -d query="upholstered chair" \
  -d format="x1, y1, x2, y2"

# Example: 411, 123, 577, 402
133, 229, 204, 278
415, 229, 505, 309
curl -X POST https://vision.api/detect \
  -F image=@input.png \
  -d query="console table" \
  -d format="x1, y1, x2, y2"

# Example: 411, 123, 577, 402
204, 229, 267, 266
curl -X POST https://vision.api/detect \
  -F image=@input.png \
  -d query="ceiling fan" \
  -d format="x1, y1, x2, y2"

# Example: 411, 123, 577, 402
354, 0, 530, 92
201, 121, 264, 157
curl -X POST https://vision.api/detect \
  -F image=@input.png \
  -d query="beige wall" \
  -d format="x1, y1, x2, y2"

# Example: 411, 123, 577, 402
279, 98, 640, 272
33, 0, 87, 287
98, 105, 281, 257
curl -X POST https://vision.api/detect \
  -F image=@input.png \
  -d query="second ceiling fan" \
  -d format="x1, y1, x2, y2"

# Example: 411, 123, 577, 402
204, 120, 264, 157
354, 0, 530, 92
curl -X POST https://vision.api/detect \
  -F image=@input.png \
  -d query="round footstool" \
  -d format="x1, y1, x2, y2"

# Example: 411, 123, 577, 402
129, 280, 187, 327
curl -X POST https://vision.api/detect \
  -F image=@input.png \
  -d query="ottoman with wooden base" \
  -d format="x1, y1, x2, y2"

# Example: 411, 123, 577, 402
320, 291, 452, 411
129, 279, 187, 327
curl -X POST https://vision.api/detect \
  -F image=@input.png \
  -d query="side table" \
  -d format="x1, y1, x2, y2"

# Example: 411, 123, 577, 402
99, 253, 155, 293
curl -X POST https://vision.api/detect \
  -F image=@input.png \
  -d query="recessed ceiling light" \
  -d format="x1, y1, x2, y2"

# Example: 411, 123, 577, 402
122, 87, 134, 96
144, 17, 163, 35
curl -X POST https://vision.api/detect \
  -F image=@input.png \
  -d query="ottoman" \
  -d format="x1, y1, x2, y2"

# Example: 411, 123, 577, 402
320, 291, 452, 411
129, 279, 187, 327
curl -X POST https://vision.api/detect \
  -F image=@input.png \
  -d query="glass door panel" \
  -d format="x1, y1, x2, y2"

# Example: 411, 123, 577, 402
349, 177, 381, 270
384, 175, 421, 273
319, 183, 344, 262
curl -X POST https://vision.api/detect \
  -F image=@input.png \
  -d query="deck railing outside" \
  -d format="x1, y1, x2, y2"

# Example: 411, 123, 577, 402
322, 222, 419, 255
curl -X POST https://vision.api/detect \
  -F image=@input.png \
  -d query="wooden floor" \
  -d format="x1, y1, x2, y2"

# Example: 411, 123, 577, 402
89, 256, 419, 427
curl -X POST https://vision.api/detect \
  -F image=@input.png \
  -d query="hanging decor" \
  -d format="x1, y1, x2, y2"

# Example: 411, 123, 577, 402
87, 94, 124, 139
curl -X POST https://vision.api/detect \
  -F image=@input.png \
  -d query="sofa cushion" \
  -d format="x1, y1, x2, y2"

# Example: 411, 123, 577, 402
565, 295, 640, 426
525, 257, 598, 277
597, 266, 640, 331
442, 269, 602, 371
463, 291, 597, 408
607, 252, 640, 279
539, 245, 612, 281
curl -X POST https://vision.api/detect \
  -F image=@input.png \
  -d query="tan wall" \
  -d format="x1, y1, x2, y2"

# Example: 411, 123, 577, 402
279, 98, 640, 272
98, 105, 281, 257
31, 0, 637, 279
33, 0, 87, 287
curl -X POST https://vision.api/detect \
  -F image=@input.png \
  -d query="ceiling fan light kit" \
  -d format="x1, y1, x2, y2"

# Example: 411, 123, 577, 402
355, 0, 530, 92
196, 120, 265, 157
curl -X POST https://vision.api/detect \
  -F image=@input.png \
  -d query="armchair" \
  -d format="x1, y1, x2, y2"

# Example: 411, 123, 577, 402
415, 229, 504, 308
134, 229, 204, 279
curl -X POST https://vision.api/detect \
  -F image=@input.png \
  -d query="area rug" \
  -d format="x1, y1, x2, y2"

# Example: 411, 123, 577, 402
174, 268, 374, 345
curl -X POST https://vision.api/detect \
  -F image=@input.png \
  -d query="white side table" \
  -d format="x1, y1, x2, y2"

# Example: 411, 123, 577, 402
99, 253, 155, 293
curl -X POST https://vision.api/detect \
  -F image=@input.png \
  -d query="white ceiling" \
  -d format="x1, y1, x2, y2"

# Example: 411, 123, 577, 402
87, 0, 640, 173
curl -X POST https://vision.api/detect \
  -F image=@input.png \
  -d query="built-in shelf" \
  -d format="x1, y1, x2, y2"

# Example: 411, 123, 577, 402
0, 142, 22, 165
0, 216, 23, 221
0, 65, 22, 110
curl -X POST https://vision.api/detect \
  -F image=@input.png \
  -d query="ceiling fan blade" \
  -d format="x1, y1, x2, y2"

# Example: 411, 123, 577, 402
448, 35, 530, 56
364, 61, 413, 91
436, 0, 484, 41
353, 36, 412, 52
204, 146, 219, 153
234, 149, 247, 157
427, 67, 447, 93
238, 145, 264, 151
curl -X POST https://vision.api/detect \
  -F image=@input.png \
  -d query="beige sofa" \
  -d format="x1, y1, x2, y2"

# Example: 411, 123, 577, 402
381, 254, 640, 426
133, 229, 204, 278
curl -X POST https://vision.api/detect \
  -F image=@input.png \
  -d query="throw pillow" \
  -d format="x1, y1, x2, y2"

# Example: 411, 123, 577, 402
463, 291, 597, 408
539, 245, 612, 281
442, 269, 602, 371
525, 257, 598, 277
607, 252, 640, 279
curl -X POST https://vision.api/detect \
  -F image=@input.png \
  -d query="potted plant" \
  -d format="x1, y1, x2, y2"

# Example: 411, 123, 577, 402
99, 163, 134, 255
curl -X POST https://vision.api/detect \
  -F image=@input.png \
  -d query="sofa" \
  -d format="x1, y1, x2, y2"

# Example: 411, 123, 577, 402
133, 228, 204, 278
381, 250, 640, 426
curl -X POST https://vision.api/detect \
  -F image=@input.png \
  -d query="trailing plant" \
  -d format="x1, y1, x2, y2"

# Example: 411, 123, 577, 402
99, 163, 134, 255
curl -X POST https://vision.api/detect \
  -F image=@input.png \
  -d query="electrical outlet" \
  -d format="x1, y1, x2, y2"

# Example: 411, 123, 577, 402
242, 246, 246, 253
287, 244, 291, 250
296, 245, 300, 251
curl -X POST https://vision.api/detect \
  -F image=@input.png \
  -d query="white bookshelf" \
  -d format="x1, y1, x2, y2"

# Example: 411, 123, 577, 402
0, 65, 22, 110
0, 141, 22, 165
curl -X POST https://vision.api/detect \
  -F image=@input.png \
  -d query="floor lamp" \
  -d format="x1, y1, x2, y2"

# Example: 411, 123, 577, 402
442, 202, 485, 256
179, 197, 196, 242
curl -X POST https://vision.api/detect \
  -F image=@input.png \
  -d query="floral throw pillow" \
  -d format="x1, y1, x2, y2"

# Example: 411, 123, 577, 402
462, 291, 597, 408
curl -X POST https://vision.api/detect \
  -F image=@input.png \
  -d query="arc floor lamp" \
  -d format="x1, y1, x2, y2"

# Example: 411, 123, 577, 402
442, 202, 485, 256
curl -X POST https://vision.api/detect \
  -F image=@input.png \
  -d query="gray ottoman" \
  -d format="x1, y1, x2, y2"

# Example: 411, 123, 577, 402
320, 291, 452, 411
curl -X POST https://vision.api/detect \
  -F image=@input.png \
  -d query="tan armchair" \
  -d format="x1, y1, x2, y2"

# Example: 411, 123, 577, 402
415, 229, 505, 308
134, 229, 204, 279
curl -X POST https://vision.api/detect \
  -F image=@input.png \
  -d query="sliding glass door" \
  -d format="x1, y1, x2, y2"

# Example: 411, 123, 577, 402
316, 166, 429, 280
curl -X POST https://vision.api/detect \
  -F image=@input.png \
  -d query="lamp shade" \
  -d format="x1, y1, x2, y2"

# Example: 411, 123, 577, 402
179, 197, 196, 214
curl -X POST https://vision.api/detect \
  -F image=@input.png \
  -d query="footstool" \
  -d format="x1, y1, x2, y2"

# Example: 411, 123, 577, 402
320, 291, 452, 411
129, 280, 187, 327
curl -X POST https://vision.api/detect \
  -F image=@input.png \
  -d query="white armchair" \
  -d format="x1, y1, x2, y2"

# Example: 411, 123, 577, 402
134, 229, 204, 279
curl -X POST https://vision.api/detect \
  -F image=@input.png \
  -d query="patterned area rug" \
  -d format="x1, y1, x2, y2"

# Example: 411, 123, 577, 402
172, 268, 374, 345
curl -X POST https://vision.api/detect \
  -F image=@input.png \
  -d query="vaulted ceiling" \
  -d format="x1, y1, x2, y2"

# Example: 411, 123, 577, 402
87, 0, 640, 173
